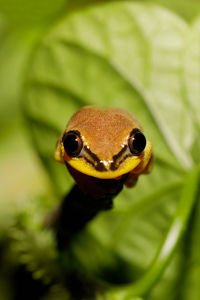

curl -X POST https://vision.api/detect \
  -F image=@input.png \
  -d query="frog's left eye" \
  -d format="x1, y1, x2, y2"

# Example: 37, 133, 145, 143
62, 130, 83, 157
128, 128, 146, 156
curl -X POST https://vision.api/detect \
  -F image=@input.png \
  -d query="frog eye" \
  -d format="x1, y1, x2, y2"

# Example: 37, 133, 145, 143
62, 130, 83, 157
128, 128, 146, 156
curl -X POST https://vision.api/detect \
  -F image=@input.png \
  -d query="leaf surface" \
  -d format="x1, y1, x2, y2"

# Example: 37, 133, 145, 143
23, 2, 200, 299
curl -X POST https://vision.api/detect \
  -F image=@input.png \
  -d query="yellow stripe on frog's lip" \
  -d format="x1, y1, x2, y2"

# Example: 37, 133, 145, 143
65, 140, 152, 179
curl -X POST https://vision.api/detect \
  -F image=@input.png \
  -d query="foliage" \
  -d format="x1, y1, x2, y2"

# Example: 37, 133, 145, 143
0, 1, 200, 300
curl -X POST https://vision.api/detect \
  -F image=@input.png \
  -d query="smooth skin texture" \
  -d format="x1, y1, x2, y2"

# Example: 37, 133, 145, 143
55, 107, 153, 194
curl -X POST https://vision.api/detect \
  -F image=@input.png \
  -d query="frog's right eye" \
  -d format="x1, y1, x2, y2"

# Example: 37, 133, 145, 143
62, 130, 83, 157
128, 128, 146, 156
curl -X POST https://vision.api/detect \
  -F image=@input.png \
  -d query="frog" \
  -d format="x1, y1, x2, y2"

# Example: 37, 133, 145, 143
54, 106, 153, 199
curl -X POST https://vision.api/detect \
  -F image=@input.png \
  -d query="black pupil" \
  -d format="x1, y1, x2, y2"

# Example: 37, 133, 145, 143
63, 134, 79, 156
132, 132, 146, 153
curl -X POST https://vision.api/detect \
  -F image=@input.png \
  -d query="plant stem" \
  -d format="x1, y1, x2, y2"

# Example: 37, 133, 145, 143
108, 165, 200, 300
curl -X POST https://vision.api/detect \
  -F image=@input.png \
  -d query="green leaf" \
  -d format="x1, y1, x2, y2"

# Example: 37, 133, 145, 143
24, 3, 188, 191
24, 0, 183, 269
0, 0, 67, 27
108, 165, 200, 299
46, 2, 193, 168
182, 17, 200, 162
22, 2, 200, 300
143, 0, 200, 22
180, 198, 200, 300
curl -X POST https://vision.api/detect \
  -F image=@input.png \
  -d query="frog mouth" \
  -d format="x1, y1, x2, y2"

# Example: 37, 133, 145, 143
66, 140, 152, 179
81, 144, 132, 172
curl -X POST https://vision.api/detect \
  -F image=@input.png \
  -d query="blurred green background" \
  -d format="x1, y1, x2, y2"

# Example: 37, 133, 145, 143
0, 1, 200, 299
